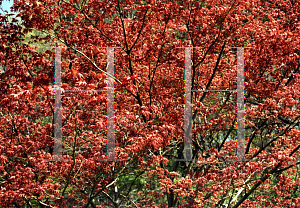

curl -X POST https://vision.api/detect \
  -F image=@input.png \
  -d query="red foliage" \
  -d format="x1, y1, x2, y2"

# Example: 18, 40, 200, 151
0, 0, 300, 207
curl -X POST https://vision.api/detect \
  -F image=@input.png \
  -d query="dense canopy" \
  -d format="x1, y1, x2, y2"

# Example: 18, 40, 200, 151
0, 0, 300, 207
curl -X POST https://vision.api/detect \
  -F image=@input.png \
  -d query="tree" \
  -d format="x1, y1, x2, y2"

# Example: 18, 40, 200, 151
0, 0, 300, 207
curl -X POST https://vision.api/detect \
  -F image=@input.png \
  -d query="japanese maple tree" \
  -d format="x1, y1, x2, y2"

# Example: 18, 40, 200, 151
0, 0, 300, 207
